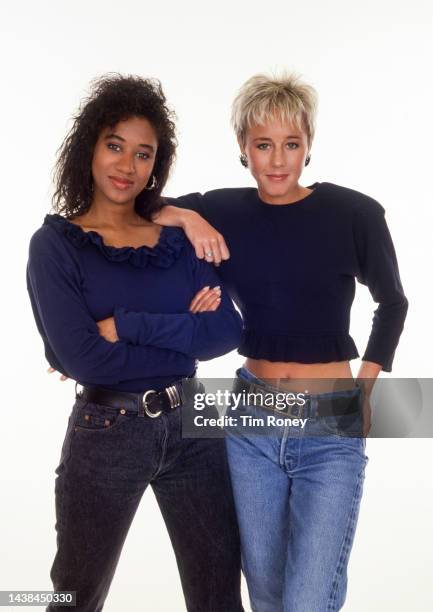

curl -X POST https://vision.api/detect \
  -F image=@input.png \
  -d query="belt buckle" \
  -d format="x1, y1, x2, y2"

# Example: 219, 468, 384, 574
165, 384, 182, 410
142, 389, 161, 418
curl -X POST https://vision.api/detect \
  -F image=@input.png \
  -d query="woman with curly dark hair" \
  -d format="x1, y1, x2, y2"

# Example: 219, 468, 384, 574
27, 74, 244, 612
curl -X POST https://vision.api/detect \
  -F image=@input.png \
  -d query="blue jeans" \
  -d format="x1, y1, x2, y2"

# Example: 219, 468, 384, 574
48, 390, 243, 612
224, 367, 369, 612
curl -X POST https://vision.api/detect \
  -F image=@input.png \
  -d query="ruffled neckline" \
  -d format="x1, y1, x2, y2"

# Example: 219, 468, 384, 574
44, 213, 186, 268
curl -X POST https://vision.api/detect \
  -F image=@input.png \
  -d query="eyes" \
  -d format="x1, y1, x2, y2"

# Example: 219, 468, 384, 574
106, 142, 151, 160
257, 142, 299, 150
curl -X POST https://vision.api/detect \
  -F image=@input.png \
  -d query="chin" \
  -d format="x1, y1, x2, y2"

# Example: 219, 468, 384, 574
104, 189, 134, 205
263, 186, 289, 199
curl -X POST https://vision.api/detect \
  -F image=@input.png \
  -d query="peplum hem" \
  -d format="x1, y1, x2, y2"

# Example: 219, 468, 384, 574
238, 329, 360, 363
43, 214, 186, 268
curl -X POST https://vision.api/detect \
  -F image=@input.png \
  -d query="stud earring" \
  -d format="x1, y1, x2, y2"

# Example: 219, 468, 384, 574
305, 155, 311, 167
239, 153, 248, 168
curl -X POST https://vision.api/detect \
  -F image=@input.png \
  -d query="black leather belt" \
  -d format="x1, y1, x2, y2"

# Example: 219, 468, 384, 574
75, 376, 202, 419
232, 376, 362, 419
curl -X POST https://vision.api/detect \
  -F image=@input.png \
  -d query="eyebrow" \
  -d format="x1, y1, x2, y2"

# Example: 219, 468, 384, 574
252, 135, 301, 142
104, 133, 155, 151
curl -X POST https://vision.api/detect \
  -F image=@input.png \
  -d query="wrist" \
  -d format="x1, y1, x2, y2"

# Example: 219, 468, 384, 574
178, 208, 199, 230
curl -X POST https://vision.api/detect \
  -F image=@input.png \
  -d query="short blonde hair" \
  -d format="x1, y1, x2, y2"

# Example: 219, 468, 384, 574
231, 72, 318, 146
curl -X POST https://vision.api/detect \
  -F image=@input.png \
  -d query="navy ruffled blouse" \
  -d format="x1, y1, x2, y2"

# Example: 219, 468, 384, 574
27, 214, 243, 392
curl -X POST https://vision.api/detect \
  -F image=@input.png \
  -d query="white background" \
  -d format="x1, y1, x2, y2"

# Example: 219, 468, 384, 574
1, 1, 432, 610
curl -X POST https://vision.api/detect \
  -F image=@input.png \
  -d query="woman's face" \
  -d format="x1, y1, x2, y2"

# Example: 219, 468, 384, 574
91, 116, 158, 208
241, 115, 310, 204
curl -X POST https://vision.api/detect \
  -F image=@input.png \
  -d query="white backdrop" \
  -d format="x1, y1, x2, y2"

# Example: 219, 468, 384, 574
1, 1, 432, 610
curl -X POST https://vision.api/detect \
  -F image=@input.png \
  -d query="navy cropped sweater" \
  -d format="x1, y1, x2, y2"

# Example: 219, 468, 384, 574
27, 215, 243, 392
170, 182, 408, 372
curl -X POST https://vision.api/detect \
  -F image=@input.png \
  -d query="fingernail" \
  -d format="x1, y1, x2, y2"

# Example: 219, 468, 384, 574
213, 286, 221, 291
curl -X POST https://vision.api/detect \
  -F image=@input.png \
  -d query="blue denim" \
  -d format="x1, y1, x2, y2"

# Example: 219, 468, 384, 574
48, 391, 243, 612
224, 367, 369, 612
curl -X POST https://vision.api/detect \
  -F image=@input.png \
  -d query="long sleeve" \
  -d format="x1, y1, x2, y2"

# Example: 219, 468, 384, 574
354, 201, 408, 371
27, 229, 193, 385
114, 248, 243, 360
164, 193, 206, 217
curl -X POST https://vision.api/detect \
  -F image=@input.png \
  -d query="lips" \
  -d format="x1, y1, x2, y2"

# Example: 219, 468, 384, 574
266, 174, 289, 182
108, 176, 134, 190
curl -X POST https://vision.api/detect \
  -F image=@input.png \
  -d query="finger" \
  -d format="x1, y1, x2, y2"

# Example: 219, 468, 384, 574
191, 295, 218, 314
210, 235, 230, 266
194, 241, 206, 260
189, 286, 211, 312
189, 286, 211, 311
193, 287, 222, 312
190, 287, 220, 313
195, 295, 221, 312
193, 286, 221, 308
196, 296, 221, 312
202, 241, 216, 264
215, 234, 230, 262
198, 288, 222, 309
60, 375, 68, 381
218, 235, 230, 261
47, 367, 55, 373
207, 238, 222, 265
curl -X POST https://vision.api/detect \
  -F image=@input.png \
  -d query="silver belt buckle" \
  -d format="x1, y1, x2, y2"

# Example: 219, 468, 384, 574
142, 385, 182, 418
142, 389, 161, 418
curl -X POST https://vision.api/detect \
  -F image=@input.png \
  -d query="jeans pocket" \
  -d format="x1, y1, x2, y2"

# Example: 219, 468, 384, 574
74, 400, 127, 433
55, 400, 82, 474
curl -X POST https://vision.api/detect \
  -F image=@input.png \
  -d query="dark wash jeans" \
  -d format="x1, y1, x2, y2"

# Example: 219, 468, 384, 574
47, 393, 243, 612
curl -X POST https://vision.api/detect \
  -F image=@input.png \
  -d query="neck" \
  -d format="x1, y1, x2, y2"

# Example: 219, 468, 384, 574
84, 192, 146, 228
258, 183, 311, 206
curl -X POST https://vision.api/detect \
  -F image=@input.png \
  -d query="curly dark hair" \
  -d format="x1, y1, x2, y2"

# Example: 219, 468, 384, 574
52, 73, 177, 220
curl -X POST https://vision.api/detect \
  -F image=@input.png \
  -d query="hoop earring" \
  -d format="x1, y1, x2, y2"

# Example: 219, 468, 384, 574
145, 175, 158, 190
305, 155, 311, 167
239, 153, 248, 168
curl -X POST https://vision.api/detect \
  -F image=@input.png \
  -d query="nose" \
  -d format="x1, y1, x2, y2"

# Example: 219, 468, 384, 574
116, 152, 135, 175
270, 145, 285, 167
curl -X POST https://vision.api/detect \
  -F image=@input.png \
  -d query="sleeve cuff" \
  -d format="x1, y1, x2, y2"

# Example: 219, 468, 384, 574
361, 349, 394, 373
114, 307, 148, 346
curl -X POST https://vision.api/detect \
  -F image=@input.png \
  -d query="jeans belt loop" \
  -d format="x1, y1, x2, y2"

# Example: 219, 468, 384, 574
311, 396, 319, 418
288, 399, 307, 419
286, 400, 299, 418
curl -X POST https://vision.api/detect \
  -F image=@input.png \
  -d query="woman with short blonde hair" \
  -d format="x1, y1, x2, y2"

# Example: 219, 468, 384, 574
231, 72, 317, 147
154, 71, 408, 611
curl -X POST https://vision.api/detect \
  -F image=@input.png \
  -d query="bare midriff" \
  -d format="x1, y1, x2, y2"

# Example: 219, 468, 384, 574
244, 358, 356, 394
